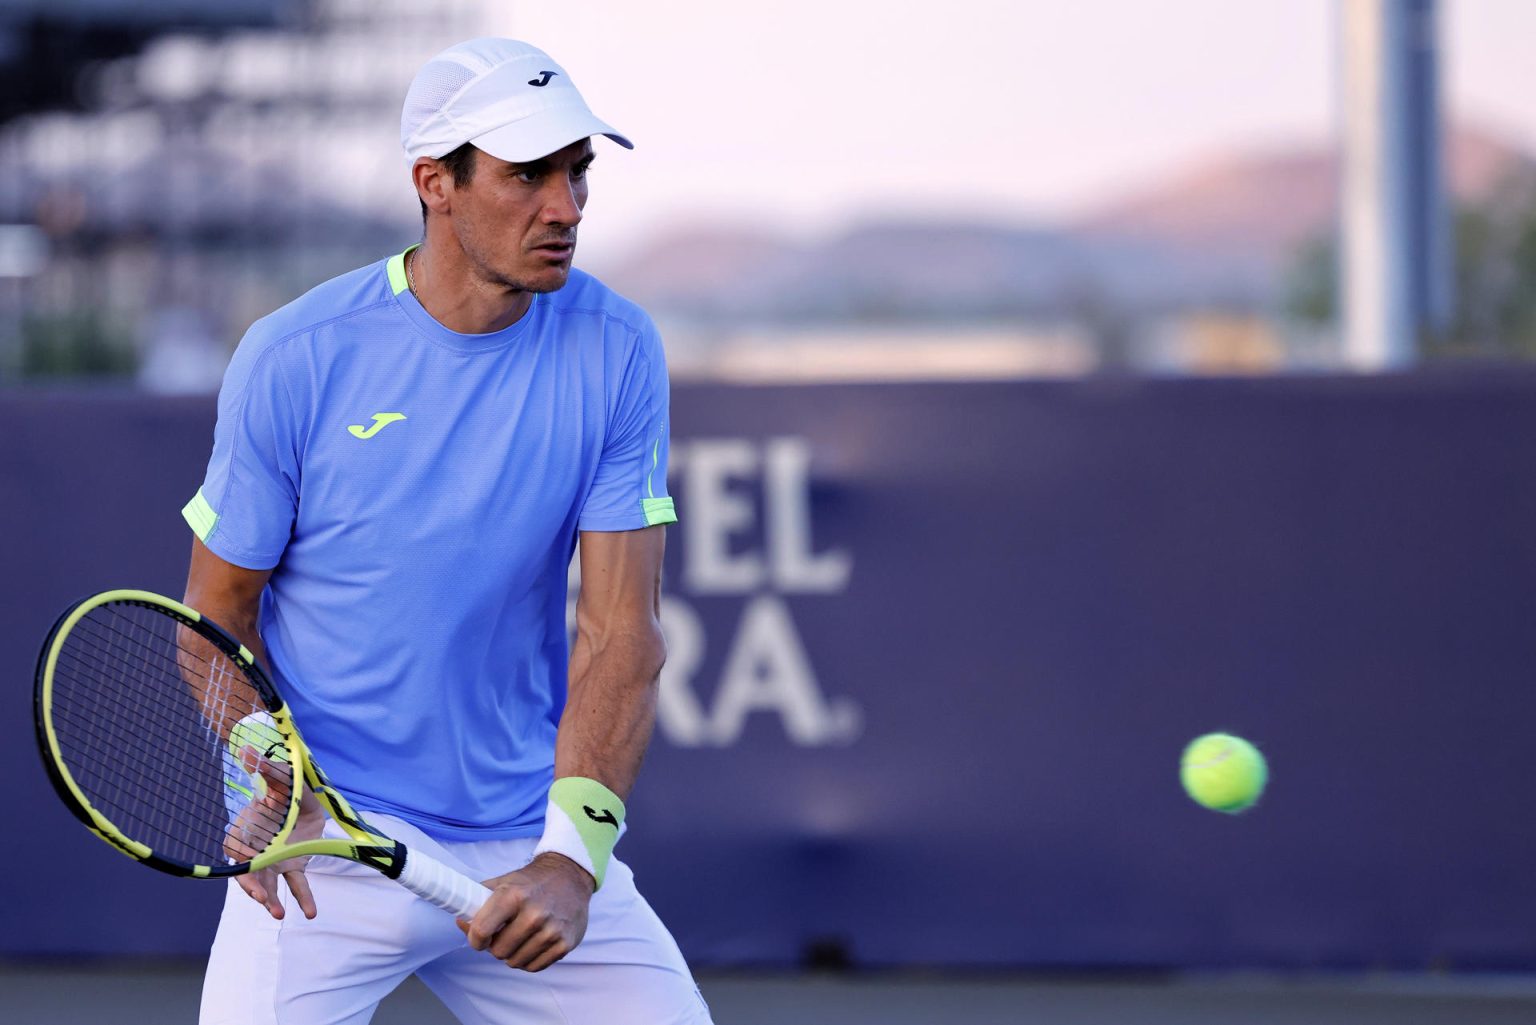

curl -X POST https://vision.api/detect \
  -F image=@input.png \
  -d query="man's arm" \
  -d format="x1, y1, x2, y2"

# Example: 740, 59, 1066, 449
557, 525, 668, 798
184, 537, 323, 921
464, 525, 667, 972
184, 537, 272, 665
178, 538, 273, 738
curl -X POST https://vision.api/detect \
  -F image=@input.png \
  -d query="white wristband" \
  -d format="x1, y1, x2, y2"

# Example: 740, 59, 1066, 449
531, 777, 626, 889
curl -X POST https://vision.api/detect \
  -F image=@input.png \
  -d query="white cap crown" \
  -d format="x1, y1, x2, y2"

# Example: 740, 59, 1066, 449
401, 38, 632, 163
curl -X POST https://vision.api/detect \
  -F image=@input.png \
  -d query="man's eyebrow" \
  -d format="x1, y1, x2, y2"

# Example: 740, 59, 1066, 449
505, 158, 551, 174
505, 150, 595, 174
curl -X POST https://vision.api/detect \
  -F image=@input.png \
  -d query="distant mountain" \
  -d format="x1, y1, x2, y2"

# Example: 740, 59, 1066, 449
1075, 125, 1536, 270
606, 220, 1267, 321
602, 126, 1536, 322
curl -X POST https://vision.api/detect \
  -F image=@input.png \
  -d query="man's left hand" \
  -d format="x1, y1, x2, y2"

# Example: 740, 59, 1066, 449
460, 853, 594, 971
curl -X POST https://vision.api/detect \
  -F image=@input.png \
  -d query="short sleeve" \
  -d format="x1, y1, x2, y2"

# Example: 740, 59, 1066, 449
181, 329, 302, 569
578, 322, 677, 532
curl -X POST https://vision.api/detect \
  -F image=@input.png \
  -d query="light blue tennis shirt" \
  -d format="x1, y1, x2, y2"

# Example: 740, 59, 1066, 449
182, 248, 677, 840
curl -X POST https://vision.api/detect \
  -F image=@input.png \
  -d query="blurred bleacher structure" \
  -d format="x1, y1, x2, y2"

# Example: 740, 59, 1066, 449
3, 1, 1536, 389
0, 0, 486, 391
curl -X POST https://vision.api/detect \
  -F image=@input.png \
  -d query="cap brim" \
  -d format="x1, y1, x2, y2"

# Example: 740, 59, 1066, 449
471, 109, 633, 163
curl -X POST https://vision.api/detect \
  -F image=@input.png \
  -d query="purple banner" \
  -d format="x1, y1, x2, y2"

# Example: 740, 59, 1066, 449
4, 376, 1536, 969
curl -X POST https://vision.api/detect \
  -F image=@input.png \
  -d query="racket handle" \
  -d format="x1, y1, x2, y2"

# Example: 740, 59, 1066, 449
397, 846, 493, 917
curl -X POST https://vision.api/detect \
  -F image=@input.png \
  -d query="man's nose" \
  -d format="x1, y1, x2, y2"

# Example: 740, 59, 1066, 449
542, 178, 584, 226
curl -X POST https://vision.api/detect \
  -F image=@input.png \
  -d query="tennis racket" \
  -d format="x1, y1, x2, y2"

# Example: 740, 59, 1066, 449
33, 589, 491, 917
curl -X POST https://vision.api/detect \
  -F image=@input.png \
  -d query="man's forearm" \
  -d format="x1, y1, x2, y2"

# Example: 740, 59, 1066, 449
182, 539, 276, 737
554, 627, 664, 801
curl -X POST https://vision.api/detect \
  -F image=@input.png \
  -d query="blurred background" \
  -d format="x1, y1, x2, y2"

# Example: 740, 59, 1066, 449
5, 1, 1536, 1022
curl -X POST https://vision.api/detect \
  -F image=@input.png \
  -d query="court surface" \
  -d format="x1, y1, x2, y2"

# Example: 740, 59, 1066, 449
4, 963, 1536, 1023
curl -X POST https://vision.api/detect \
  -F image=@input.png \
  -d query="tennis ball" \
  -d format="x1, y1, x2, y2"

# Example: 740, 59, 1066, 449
1180, 733, 1267, 813
228, 711, 289, 764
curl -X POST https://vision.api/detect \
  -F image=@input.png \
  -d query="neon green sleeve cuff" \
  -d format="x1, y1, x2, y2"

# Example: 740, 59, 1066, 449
182, 488, 220, 542
642, 497, 676, 526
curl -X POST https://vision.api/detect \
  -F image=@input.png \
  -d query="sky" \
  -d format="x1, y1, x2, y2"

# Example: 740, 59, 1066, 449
433, 1, 1536, 264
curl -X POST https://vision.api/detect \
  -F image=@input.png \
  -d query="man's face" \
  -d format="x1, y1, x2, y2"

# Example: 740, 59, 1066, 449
445, 139, 594, 294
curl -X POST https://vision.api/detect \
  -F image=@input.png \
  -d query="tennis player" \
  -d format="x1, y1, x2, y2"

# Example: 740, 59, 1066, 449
181, 38, 710, 1025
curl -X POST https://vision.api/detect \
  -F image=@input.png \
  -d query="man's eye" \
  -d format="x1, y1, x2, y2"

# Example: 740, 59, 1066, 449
572, 161, 594, 180
516, 170, 542, 184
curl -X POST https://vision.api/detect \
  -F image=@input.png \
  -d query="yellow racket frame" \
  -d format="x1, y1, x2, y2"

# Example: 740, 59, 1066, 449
36, 589, 403, 879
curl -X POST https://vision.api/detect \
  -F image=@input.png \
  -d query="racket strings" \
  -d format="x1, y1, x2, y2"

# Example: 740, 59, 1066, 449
53, 634, 260, 787
56, 607, 251, 856
82, 605, 295, 858
45, 602, 295, 870
70, 611, 264, 747
51, 633, 282, 823
47, 671, 251, 840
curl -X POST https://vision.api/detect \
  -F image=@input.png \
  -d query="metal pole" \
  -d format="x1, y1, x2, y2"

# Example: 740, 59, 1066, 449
1340, 0, 1448, 369
1406, 0, 1453, 340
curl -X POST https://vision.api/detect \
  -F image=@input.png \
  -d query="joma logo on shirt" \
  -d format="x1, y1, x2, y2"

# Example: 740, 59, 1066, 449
348, 413, 407, 439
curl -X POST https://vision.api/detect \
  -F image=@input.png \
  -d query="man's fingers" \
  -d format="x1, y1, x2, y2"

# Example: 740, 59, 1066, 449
284, 867, 317, 920
463, 862, 592, 969
238, 876, 266, 905
522, 941, 570, 974
465, 888, 523, 952
237, 745, 293, 791
237, 862, 315, 922
502, 919, 565, 971
237, 745, 262, 774
237, 873, 285, 920
489, 906, 549, 962
225, 832, 255, 862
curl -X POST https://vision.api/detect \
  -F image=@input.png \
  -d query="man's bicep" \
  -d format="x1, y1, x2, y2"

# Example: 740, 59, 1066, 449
575, 526, 667, 633
184, 537, 272, 627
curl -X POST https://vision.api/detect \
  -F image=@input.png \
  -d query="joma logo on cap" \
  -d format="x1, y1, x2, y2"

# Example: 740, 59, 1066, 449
528, 71, 558, 87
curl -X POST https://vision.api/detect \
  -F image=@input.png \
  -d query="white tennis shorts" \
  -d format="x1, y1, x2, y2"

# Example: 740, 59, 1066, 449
199, 813, 712, 1025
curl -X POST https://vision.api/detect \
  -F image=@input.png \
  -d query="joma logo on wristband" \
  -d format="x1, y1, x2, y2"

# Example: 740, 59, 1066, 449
583, 805, 618, 828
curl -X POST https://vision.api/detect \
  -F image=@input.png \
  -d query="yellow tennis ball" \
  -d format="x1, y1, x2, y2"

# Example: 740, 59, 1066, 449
228, 711, 289, 764
1180, 733, 1267, 813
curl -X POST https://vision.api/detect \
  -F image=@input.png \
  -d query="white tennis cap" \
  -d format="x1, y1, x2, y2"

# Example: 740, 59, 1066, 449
401, 38, 633, 163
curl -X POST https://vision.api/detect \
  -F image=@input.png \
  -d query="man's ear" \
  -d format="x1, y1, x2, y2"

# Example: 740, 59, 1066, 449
414, 157, 452, 217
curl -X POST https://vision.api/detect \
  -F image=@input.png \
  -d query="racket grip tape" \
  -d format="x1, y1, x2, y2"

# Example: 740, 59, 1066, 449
396, 846, 492, 917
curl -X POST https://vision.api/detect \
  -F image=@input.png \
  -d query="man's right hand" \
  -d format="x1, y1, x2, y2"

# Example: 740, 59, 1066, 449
226, 746, 325, 920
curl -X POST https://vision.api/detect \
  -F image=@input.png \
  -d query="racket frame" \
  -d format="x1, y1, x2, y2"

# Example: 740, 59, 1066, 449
34, 589, 404, 880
